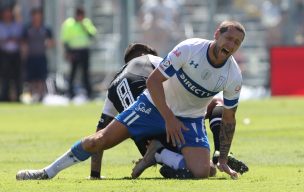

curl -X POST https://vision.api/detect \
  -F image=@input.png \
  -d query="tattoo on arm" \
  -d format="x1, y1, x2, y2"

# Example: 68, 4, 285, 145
219, 122, 235, 159
219, 106, 237, 160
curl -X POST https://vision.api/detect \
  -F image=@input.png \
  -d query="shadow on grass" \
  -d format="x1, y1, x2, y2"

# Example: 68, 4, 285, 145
87, 176, 229, 181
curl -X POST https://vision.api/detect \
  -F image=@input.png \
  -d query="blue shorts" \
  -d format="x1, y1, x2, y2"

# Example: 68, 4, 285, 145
115, 94, 209, 150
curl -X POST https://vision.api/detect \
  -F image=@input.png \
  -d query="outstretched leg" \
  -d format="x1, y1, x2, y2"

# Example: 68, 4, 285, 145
16, 120, 130, 180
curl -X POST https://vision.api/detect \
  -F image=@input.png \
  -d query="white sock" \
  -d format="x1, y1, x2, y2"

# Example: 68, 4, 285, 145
44, 150, 81, 178
155, 149, 186, 170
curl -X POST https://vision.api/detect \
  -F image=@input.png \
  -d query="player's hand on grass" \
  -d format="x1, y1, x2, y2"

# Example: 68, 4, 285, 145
217, 158, 239, 180
165, 116, 189, 147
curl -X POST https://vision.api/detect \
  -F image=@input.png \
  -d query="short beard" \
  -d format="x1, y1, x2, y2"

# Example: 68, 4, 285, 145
213, 44, 219, 59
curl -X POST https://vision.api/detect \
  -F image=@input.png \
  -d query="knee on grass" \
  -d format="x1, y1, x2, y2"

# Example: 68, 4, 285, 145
209, 163, 217, 177
190, 165, 210, 179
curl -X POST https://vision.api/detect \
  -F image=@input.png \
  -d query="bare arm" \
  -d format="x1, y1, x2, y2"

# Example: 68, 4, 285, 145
219, 106, 237, 160
146, 69, 172, 120
146, 69, 188, 146
217, 106, 238, 179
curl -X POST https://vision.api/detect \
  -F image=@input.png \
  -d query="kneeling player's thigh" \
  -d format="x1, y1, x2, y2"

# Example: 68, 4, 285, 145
182, 147, 210, 178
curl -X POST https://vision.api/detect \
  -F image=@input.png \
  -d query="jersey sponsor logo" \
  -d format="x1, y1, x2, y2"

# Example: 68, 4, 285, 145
189, 60, 199, 68
135, 102, 152, 115
173, 49, 181, 57
176, 69, 218, 98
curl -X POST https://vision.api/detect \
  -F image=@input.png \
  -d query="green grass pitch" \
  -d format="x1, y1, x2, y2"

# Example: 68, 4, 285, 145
0, 97, 304, 192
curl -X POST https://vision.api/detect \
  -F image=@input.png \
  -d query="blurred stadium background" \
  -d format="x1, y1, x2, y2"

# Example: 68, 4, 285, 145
1, 0, 304, 101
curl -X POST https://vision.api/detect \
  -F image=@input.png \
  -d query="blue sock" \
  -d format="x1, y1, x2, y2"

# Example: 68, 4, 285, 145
71, 141, 92, 161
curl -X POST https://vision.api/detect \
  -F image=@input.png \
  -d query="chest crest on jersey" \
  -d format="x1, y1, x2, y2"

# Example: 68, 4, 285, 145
201, 70, 212, 80
213, 76, 226, 92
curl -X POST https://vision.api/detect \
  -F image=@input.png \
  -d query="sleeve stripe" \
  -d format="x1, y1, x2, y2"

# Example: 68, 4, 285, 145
158, 65, 176, 78
223, 98, 239, 108
164, 65, 176, 77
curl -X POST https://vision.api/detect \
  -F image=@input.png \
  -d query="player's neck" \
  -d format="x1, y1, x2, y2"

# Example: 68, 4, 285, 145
208, 43, 227, 66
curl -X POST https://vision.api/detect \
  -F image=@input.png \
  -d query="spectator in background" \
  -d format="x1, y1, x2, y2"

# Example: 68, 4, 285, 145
293, 0, 304, 44
265, 9, 289, 49
261, 0, 281, 28
217, 0, 232, 13
138, 0, 183, 57
0, 6, 23, 102
60, 7, 97, 100
22, 8, 54, 102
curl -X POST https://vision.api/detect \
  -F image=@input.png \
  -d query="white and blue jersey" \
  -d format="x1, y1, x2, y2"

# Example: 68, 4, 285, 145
144, 38, 242, 118
116, 38, 242, 149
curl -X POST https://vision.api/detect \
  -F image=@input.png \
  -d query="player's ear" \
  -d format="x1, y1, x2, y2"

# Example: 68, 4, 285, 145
214, 28, 220, 40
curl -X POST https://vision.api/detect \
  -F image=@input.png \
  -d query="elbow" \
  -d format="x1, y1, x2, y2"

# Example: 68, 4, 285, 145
222, 107, 237, 123
146, 69, 166, 91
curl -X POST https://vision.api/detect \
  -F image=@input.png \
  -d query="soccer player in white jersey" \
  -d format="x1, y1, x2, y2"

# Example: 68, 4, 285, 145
90, 44, 248, 179
135, 20, 245, 178
16, 20, 245, 180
